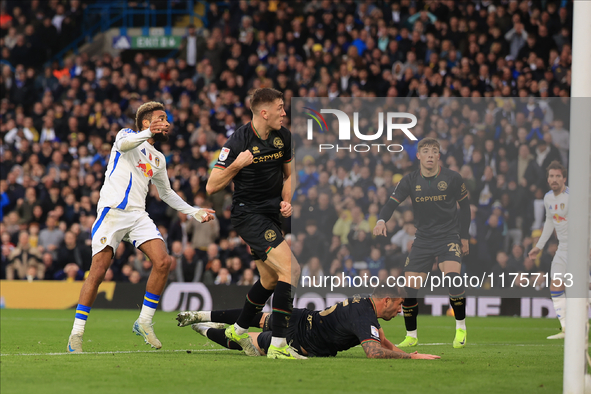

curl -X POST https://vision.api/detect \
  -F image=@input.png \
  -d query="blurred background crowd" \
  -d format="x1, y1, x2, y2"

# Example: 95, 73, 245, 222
0, 0, 574, 290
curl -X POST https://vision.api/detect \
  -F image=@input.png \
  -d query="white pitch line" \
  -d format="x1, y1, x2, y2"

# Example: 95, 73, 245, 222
0, 348, 231, 357
3, 343, 569, 357
1, 317, 132, 322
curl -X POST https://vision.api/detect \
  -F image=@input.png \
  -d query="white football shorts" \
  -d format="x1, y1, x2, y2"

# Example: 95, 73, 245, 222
550, 248, 567, 279
91, 208, 163, 256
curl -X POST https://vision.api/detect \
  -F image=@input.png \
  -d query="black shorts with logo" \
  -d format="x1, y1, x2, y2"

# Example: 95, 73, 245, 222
257, 309, 305, 355
231, 209, 284, 262
405, 235, 463, 273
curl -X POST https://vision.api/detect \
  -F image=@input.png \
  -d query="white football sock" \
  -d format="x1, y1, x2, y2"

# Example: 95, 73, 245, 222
139, 304, 156, 324
271, 336, 287, 348
234, 323, 248, 335
197, 325, 210, 336
551, 292, 566, 329
72, 318, 86, 335
456, 319, 466, 330
406, 330, 418, 338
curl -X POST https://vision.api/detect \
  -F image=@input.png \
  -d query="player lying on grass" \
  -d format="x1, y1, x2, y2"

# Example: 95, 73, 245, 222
176, 285, 440, 359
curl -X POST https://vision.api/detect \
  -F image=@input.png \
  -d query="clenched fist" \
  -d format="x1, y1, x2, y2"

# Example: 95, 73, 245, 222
235, 150, 253, 169
373, 221, 387, 237
280, 201, 292, 217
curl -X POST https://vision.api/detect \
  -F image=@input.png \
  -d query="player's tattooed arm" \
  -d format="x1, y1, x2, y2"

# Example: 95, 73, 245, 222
378, 328, 396, 351
362, 341, 411, 359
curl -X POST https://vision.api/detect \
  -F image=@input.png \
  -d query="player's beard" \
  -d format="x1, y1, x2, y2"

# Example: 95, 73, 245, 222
153, 132, 169, 142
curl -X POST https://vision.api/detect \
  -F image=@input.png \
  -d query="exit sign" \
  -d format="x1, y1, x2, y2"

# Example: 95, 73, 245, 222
132, 36, 182, 49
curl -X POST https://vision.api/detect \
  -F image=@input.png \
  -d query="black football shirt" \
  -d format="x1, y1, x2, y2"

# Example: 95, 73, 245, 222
294, 296, 382, 357
390, 166, 468, 241
214, 122, 292, 214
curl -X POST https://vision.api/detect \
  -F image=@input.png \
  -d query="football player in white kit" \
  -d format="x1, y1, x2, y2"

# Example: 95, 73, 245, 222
67, 102, 215, 352
528, 161, 569, 339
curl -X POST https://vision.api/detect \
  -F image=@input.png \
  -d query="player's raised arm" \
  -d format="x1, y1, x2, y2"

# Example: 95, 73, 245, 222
114, 120, 169, 152
206, 148, 253, 195
374, 175, 411, 236
361, 340, 440, 359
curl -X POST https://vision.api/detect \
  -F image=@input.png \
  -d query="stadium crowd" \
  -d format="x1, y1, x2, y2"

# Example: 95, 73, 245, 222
0, 0, 574, 290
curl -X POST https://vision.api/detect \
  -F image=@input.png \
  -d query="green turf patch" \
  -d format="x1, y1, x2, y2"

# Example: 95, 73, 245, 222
0, 309, 571, 393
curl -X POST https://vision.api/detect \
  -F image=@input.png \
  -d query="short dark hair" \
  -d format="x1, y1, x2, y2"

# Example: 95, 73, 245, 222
135, 101, 165, 131
250, 88, 283, 113
417, 138, 440, 151
372, 283, 406, 299
546, 160, 567, 178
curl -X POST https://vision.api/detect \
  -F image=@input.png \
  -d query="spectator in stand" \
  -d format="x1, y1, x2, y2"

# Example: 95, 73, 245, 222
37, 214, 64, 259
55, 230, 91, 272
6, 231, 43, 280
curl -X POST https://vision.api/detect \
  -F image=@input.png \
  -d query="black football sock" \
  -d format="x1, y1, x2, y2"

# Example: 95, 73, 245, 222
271, 281, 296, 340
206, 328, 242, 350
211, 309, 265, 327
235, 280, 274, 330
403, 287, 419, 333
447, 273, 466, 321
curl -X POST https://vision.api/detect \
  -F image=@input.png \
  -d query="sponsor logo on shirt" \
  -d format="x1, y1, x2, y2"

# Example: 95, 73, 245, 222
252, 151, 284, 163
273, 137, 284, 149
553, 214, 567, 223
136, 160, 154, 178
415, 195, 447, 202
219, 147, 230, 161
371, 325, 379, 340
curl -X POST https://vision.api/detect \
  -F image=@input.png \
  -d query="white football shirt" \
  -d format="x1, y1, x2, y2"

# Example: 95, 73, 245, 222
537, 187, 569, 251
97, 128, 197, 216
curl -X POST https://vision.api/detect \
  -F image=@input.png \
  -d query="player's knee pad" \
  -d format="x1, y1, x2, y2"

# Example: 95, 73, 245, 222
446, 272, 465, 297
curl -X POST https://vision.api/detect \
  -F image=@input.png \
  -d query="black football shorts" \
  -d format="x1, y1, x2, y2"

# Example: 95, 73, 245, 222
404, 235, 463, 273
231, 210, 284, 261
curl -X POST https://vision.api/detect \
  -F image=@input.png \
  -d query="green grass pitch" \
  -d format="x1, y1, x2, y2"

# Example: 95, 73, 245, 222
0, 309, 572, 393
